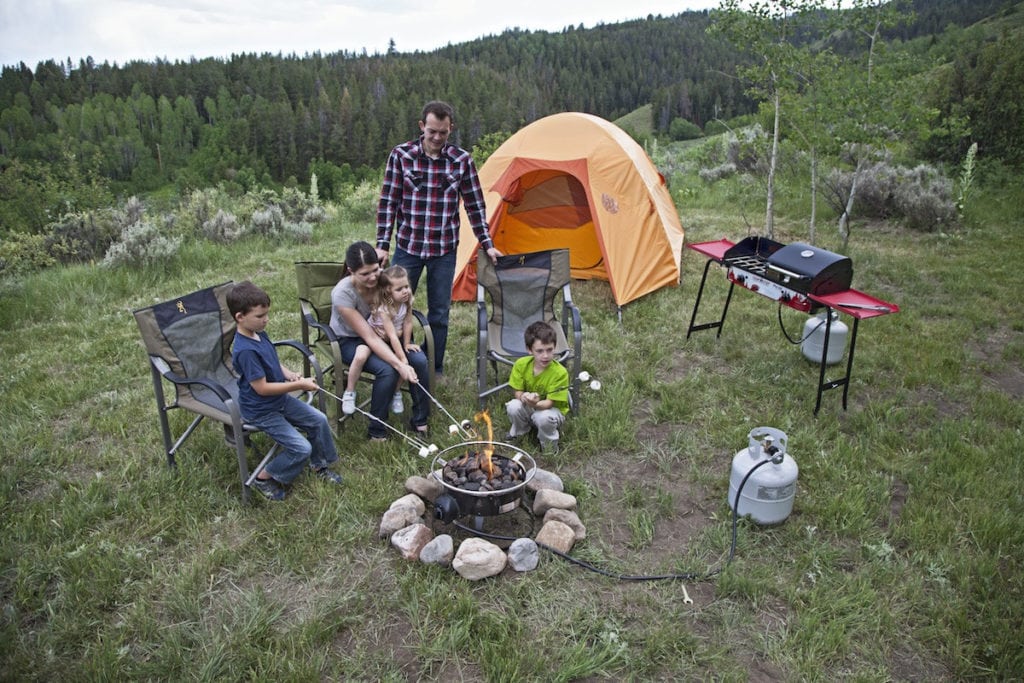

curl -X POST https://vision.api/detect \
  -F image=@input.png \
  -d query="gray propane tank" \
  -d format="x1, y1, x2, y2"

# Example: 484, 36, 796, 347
728, 427, 799, 525
801, 309, 848, 365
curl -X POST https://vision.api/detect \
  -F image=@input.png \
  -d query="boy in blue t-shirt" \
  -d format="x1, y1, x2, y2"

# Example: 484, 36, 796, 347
227, 281, 342, 501
505, 321, 570, 455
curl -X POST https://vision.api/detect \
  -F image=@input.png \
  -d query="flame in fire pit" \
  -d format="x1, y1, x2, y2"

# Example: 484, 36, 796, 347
474, 410, 496, 479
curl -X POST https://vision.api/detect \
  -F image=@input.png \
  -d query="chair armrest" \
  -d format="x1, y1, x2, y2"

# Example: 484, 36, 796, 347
150, 355, 233, 402
410, 309, 435, 387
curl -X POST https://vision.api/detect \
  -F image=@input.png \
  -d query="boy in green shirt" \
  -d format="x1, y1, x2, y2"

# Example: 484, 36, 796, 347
505, 321, 570, 455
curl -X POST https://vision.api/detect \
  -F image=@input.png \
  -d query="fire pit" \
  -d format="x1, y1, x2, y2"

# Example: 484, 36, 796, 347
431, 441, 537, 522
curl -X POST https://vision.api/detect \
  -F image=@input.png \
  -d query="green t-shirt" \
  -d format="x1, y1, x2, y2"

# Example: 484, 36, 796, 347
509, 356, 570, 415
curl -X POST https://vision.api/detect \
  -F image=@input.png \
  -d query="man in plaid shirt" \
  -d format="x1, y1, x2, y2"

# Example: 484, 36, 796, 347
375, 100, 502, 375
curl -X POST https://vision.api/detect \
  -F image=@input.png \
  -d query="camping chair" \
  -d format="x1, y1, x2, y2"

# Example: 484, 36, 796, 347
294, 261, 434, 430
133, 282, 323, 503
476, 248, 583, 414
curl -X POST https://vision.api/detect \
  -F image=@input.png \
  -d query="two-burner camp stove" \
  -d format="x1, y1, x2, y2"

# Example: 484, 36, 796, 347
686, 237, 898, 414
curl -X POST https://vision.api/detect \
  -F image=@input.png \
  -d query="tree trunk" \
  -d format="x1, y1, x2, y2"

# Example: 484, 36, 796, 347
766, 85, 781, 238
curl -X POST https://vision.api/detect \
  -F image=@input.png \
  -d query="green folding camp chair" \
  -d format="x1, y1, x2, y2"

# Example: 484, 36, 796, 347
294, 261, 434, 430
476, 248, 583, 414
133, 281, 323, 503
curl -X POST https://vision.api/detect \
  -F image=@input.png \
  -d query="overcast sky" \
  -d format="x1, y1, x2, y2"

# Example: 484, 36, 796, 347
1, 0, 721, 69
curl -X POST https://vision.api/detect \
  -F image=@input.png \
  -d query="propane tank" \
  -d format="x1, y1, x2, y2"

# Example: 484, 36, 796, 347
801, 309, 848, 365
728, 427, 799, 525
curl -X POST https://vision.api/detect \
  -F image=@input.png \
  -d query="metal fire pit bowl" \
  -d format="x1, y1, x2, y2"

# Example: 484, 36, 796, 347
431, 441, 537, 521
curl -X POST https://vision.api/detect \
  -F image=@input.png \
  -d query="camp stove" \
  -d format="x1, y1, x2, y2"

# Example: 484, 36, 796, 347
722, 236, 853, 313
431, 441, 537, 524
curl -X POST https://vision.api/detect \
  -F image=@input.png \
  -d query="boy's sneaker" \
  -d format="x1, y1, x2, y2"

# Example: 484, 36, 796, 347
314, 467, 343, 485
341, 391, 356, 415
390, 391, 404, 414
251, 477, 286, 501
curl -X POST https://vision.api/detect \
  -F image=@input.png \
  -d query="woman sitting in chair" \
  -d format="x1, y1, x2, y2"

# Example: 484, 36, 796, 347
329, 241, 431, 441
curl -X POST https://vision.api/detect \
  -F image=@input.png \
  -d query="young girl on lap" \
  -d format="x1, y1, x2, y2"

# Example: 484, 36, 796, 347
341, 265, 419, 415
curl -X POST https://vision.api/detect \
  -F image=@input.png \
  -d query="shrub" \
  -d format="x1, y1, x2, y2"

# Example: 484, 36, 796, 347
827, 158, 957, 231
249, 206, 284, 237
281, 221, 313, 242
302, 205, 327, 224
102, 220, 182, 268
669, 118, 704, 141
180, 187, 230, 236
0, 232, 56, 276
202, 209, 245, 242
338, 179, 381, 223
43, 211, 120, 265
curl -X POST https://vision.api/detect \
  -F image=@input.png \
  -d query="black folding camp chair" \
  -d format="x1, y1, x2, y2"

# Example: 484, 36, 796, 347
133, 282, 322, 503
294, 261, 434, 431
476, 248, 583, 413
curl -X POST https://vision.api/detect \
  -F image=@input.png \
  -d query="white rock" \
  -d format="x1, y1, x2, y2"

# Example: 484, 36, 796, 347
390, 493, 426, 517
405, 475, 443, 502
418, 446, 430, 457
578, 371, 591, 382
452, 537, 507, 580
543, 508, 586, 541
526, 468, 564, 494
533, 488, 577, 516
419, 534, 454, 567
390, 523, 434, 561
589, 380, 602, 391
507, 538, 539, 572
535, 520, 576, 554
449, 424, 460, 435
378, 505, 422, 538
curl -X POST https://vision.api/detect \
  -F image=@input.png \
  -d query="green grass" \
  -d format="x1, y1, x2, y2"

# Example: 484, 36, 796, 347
1, 169, 1023, 680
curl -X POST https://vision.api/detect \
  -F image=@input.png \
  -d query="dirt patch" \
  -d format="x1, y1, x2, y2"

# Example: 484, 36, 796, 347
968, 326, 1024, 400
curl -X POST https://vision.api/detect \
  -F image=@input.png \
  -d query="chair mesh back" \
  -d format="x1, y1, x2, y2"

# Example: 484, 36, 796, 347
479, 250, 570, 356
133, 282, 239, 410
296, 261, 346, 328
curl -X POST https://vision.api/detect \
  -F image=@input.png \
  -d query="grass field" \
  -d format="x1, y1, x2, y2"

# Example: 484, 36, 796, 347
1, 164, 1022, 680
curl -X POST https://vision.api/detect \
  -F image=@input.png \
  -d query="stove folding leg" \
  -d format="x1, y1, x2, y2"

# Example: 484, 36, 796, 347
687, 258, 735, 339
813, 309, 861, 415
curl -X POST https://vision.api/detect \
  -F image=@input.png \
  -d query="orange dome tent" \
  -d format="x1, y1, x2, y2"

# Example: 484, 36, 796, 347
452, 112, 685, 306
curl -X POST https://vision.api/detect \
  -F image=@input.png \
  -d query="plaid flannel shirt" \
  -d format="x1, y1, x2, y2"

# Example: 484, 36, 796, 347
376, 137, 492, 259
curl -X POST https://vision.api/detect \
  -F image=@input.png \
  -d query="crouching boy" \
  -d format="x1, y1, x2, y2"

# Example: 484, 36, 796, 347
504, 321, 570, 455
227, 281, 342, 501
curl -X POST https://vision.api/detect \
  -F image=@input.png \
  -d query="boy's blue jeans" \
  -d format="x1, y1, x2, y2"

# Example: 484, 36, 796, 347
246, 394, 338, 485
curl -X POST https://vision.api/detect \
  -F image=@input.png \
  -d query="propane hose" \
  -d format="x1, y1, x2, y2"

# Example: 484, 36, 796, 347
449, 456, 776, 583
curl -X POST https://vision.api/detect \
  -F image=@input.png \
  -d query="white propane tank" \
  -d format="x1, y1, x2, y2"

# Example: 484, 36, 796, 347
801, 309, 848, 365
728, 427, 799, 525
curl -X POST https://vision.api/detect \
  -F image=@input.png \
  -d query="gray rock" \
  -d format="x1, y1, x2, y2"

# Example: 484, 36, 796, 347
405, 475, 443, 501
507, 538, 539, 572
390, 523, 434, 561
419, 534, 454, 567
533, 489, 577, 516
452, 537, 507, 580
526, 468, 564, 493
378, 504, 422, 539
543, 508, 586, 541
535, 520, 575, 554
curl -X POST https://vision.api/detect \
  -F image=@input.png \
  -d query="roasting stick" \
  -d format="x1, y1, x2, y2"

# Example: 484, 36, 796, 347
318, 387, 432, 452
410, 380, 477, 440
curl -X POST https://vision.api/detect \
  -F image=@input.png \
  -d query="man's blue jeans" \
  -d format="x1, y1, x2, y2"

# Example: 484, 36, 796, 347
246, 394, 338, 485
392, 247, 456, 375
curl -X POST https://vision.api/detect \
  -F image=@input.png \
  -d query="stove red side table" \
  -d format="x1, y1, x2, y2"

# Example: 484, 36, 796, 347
686, 239, 900, 415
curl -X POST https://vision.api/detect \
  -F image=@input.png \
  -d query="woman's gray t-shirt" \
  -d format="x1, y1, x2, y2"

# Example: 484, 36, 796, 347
329, 276, 372, 338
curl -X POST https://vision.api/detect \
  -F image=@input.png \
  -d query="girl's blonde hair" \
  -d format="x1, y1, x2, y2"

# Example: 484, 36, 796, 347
377, 265, 410, 314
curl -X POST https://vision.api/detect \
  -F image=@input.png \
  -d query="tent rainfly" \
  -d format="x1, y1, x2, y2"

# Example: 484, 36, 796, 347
452, 112, 685, 307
